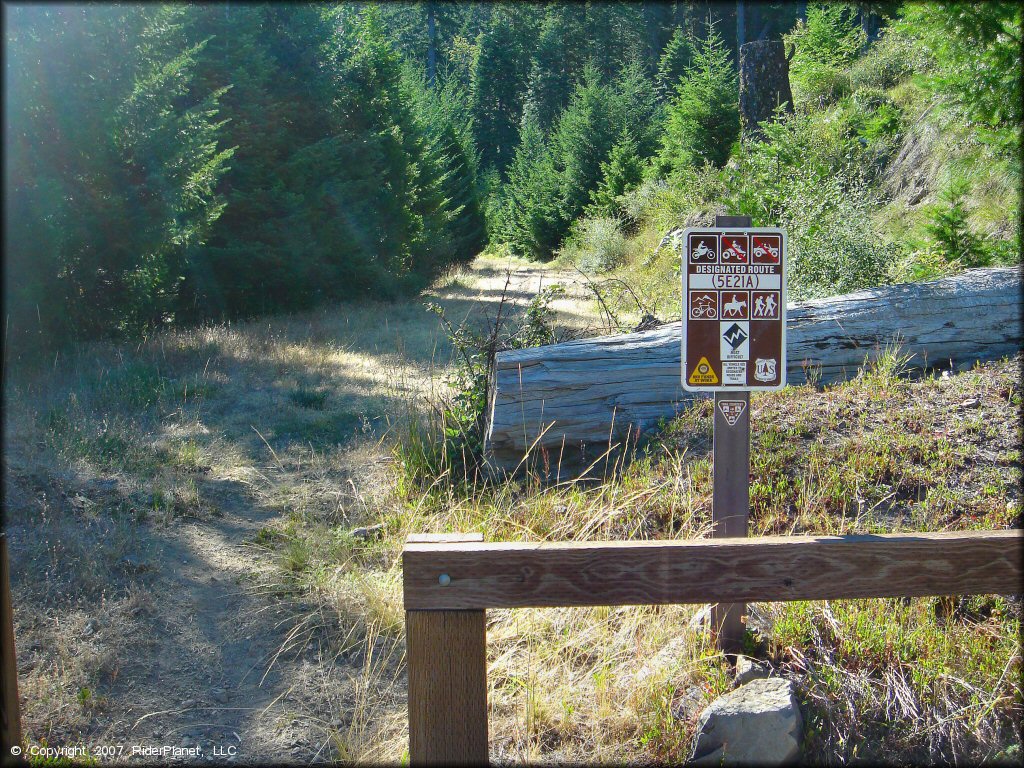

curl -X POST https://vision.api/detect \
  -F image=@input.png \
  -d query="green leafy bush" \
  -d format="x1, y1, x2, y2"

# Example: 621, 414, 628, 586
559, 217, 630, 274
782, 174, 895, 299
861, 103, 903, 142
850, 87, 893, 114
727, 111, 895, 298
787, 3, 864, 109
408, 286, 566, 484
849, 30, 927, 90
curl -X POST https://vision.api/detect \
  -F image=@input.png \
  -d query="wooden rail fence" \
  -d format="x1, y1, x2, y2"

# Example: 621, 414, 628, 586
403, 529, 1021, 766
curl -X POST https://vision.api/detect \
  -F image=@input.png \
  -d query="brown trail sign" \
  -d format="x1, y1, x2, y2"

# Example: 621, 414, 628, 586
682, 226, 787, 392
683, 214, 787, 654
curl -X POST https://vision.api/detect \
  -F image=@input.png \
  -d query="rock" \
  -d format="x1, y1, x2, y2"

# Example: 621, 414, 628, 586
670, 685, 705, 723
181, 698, 199, 709
691, 677, 802, 765
350, 523, 385, 540
734, 655, 771, 686
211, 688, 229, 704
82, 618, 101, 637
958, 398, 981, 409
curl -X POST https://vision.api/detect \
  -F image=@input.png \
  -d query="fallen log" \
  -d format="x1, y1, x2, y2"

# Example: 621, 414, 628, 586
485, 267, 1022, 472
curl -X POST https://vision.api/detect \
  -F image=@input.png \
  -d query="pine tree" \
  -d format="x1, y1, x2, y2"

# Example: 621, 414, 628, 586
612, 58, 664, 159
550, 65, 622, 230
470, 5, 541, 173
524, 7, 582, 132
587, 131, 645, 218
656, 27, 693, 100
583, 1, 649, 78
654, 25, 739, 176
182, 3, 354, 316
4, 4, 231, 345
500, 102, 561, 260
404, 67, 488, 268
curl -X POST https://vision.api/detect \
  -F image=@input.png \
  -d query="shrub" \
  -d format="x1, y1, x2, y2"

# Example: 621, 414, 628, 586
849, 30, 927, 91
726, 111, 896, 299
787, 3, 863, 109
559, 217, 630, 274
793, 64, 853, 108
850, 87, 892, 113
861, 103, 903, 142
727, 110, 862, 222
781, 173, 896, 299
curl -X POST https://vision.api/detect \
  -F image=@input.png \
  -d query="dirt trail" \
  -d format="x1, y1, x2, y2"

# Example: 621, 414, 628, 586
6, 255, 593, 764
106, 503, 299, 761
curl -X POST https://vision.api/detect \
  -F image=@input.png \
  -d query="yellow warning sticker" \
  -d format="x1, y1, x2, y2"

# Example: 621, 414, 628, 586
688, 356, 719, 385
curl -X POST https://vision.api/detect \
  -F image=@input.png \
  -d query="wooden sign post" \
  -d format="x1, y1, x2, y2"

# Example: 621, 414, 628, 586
682, 214, 787, 655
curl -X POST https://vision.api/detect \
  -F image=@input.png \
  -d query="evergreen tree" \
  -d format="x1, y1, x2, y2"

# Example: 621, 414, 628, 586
182, 2, 297, 317
405, 68, 488, 266
550, 65, 624, 231
583, 1, 649, 78
896, 2, 1021, 137
4, 4, 231, 345
470, 5, 540, 173
654, 25, 739, 176
499, 103, 561, 260
656, 27, 693, 100
524, 7, 586, 131
587, 131, 645, 218
612, 58, 664, 159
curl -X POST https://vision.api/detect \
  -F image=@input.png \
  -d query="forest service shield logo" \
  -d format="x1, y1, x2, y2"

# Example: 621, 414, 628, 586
717, 399, 747, 426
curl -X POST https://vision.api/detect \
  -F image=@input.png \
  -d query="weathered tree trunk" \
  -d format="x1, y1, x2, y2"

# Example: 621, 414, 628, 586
426, 1, 437, 88
739, 40, 794, 138
736, 0, 747, 51
484, 268, 1022, 473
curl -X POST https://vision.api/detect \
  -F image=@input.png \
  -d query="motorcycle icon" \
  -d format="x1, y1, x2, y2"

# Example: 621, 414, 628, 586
691, 241, 716, 262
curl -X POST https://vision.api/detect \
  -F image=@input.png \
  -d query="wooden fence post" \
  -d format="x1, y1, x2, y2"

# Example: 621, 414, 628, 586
1, 534, 24, 765
406, 534, 488, 766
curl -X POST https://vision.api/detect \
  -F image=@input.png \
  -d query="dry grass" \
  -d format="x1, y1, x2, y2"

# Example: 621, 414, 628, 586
2, 256, 598, 762
4, 254, 1020, 764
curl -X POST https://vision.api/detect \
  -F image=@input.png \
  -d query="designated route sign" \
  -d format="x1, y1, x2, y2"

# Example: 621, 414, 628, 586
681, 228, 787, 392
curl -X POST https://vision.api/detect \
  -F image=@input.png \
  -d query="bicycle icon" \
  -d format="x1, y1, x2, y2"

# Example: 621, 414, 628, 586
689, 292, 718, 319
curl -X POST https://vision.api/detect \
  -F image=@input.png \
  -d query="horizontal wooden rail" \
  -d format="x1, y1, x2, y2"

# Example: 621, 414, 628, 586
403, 529, 1022, 611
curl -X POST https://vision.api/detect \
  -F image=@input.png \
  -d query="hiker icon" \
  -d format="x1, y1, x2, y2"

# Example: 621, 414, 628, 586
752, 291, 779, 319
